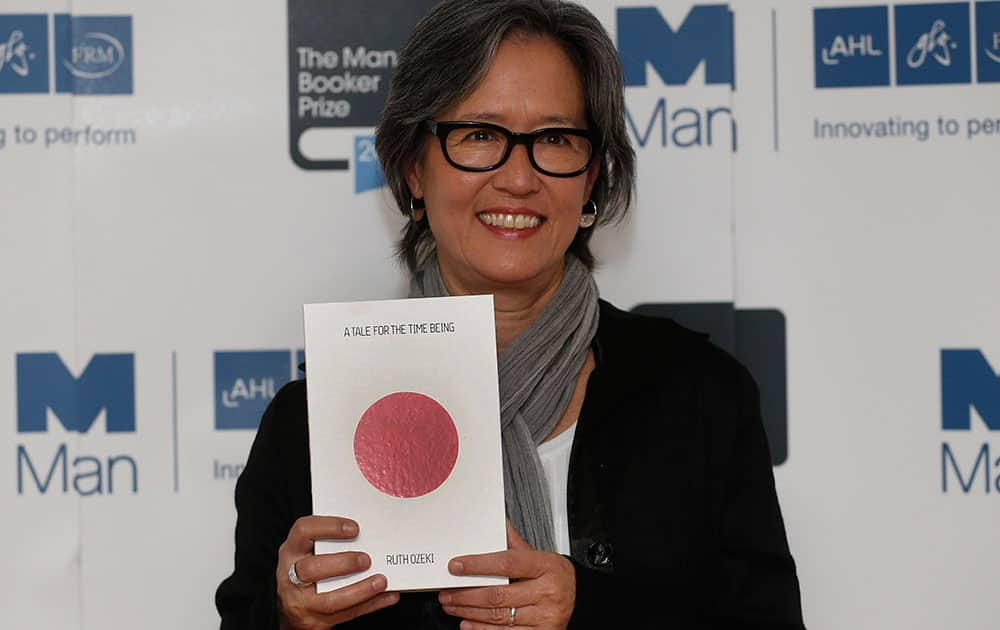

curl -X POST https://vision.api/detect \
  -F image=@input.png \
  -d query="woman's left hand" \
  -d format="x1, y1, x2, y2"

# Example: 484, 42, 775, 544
438, 522, 575, 629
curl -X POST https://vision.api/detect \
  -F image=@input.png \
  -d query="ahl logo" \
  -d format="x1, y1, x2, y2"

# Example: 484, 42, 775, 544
15, 353, 138, 496
814, 6, 890, 87
215, 349, 303, 430
940, 349, 1000, 494
54, 15, 133, 94
631, 303, 787, 465
0, 14, 49, 93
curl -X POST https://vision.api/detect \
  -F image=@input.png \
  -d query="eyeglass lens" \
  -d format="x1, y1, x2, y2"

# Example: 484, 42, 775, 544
444, 126, 592, 174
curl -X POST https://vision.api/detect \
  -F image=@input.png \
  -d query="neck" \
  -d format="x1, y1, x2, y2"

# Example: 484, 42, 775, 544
438, 261, 565, 354
491, 278, 562, 353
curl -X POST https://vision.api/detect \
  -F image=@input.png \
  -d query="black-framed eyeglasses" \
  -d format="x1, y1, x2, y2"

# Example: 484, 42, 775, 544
423, 120, 596, 178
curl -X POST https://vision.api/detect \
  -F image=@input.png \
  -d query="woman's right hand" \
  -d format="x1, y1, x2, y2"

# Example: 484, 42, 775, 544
276, 516, 399, 629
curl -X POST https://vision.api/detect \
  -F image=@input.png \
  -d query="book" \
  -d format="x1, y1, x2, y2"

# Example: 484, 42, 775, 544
303, 295, 508, 592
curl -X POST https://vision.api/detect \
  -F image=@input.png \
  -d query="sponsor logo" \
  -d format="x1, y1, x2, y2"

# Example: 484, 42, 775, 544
940, 349, 1000, 494
814, 6, 891, 88
976, 1, 1000, 82
16, 353, 135, 433
814, 2, 1000, 87
895, 2, 971, 85
354, 135, 385, 193
0, 13, 132, 95
215, 350, 303, 430
618, 5, 734, 88
616, 4, 737, 152
287, 0, 435, 172
15, 353, 138, 495
54, 15, 133, 94
0, 14, 49, 93
942, 349, 1000, 431
631, 303, 788, 465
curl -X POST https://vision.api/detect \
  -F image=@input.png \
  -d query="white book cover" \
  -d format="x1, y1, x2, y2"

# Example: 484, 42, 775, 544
303, 295, 508, 593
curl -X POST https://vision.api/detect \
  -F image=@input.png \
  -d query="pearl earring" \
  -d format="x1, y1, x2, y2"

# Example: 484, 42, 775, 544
579, 199, 598, 228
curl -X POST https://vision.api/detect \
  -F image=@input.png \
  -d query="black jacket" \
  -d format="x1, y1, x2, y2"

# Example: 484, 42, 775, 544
217, 300, 805, 629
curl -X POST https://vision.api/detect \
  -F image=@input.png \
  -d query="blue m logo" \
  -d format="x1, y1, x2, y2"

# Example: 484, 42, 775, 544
617, 5, 735, 88
942, 349, 1000, 431
16, 353, 136, 433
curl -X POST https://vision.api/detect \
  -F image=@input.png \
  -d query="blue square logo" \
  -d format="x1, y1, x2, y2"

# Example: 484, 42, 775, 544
54, 15, 132, 94
895, 3, 971, 85
0, 15, 49, 93
354, 135, 386, 194
976, 2, 1000, 82
214, 351, 293, 430
814, 6, 890, 88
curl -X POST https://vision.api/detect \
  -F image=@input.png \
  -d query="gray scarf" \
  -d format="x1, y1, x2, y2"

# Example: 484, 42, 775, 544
409, 254, 600, 551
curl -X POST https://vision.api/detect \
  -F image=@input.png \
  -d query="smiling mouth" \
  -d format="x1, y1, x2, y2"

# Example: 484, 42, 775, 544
476, 212, 543, 230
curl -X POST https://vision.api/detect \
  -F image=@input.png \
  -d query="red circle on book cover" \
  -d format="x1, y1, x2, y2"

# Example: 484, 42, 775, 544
353, 391, 459, 498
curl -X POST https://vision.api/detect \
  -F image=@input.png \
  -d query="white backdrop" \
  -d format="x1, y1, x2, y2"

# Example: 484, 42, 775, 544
1, 1, 998, 628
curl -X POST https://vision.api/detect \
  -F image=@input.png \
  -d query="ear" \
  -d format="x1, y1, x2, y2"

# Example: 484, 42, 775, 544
404, 157, 425, 200
583, 157, 601, 201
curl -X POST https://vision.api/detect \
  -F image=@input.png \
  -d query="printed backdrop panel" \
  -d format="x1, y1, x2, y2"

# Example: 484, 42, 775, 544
1, 2, 80, 624
733, 1, 1000, 628
1, 0, 998, 628
591, 1, 737, 307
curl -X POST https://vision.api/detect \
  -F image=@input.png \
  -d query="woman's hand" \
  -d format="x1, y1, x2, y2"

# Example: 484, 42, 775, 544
276, 516, 399, 629
438, 522, 575, 629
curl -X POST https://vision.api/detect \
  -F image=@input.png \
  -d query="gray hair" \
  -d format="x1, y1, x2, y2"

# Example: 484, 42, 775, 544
375, 0, 636, 272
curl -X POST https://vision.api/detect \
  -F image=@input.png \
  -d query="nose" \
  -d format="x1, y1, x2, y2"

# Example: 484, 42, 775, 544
491, 143, 541, 196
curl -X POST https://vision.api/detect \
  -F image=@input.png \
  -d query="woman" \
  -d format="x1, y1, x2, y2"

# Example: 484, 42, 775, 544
217, 1, 805, 628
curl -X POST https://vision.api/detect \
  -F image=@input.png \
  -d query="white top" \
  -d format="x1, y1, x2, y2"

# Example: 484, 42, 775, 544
536, 421, 578, 556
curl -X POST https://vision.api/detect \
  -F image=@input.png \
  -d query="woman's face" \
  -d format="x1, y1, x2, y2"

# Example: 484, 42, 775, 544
405, 35, 599, 293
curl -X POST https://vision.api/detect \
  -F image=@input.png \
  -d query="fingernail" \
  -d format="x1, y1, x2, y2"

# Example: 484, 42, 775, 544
342, 521, 358, 536
448, 559, 464, 574
386, 592, 400, 604
371, 575, 386, 591
460, 621, 472, 630
438, 592, 452, 605
357, 553, 371, 569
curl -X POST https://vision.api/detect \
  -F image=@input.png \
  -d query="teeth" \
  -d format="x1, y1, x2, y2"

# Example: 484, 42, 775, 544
477, 213, 541, 229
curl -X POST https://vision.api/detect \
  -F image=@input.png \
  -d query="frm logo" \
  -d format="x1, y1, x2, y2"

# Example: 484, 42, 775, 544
616, 4, 737, 151
815, 2, 1000, 88
15, 353, 138, 496
940, 349, 1000, 494
54, 15, 133, 94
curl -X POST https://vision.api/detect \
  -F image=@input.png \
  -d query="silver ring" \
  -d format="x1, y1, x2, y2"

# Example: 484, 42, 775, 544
288, 561, 309, 587
507, 606, 517, 626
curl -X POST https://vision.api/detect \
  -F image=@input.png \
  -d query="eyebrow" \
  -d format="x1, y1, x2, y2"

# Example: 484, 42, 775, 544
456, 111, 581, 127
